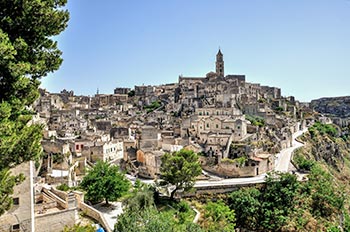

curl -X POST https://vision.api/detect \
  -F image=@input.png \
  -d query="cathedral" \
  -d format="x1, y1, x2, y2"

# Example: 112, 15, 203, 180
178, 49, 245, 85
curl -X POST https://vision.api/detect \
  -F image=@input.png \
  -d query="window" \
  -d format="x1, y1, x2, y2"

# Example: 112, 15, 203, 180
80, 144, 84, 149
12, 224, 20, 231
206, 124, 209, 128
13, 197, 19, 205
216, 124, 219, 128
199, 112, 202, 115
206, 112, 209, 115
75, 144, 79, 150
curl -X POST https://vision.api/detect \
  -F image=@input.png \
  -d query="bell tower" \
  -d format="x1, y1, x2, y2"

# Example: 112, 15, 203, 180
216, 49, 224, 77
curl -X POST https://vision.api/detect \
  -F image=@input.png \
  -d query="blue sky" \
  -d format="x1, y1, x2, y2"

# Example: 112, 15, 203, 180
41, 0, 350, 102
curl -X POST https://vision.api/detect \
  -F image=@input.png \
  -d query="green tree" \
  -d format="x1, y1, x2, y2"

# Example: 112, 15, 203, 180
80, 161, 131, 205
228, 172, 299, 231
124, 180, 155, 212
0, 169, 24, 215
229, 188, 261, 230
204, 200, 236, 232
259, 172, 300, 230
115, 207, 202, 232
160, 149, 202, 199
115, 207, 175, 232
0, 0, 69, 215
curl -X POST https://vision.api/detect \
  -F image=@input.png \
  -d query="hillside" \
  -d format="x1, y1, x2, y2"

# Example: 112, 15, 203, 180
289, 122, 350, 231
196, 121, 348, 231
310, 96, 350, 118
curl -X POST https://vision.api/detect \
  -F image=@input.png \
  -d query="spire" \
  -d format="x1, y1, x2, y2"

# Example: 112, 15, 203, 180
217, 48, 223, 56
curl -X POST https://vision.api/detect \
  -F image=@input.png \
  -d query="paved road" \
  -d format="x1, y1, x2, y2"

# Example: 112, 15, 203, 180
275, 128, 307, 172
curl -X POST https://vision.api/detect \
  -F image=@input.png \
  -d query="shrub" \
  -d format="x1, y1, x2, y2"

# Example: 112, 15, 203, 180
57, 183, 70, 191
293, 154, 315, 171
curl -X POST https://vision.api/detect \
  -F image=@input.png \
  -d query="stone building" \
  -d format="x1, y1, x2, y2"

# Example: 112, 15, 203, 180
114, 87, 130, 95
0, 162, 35, 232
136, 150, 164, 178
82, 140, 124, 162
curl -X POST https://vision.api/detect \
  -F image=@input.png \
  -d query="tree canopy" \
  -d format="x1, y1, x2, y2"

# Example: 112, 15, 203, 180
0, 0, 69, 215
80, 161, 131, 205
203, 200, 236, 232
124, 179, 155, 212
160, 149, 202, 199
0, 0, 69, 103
229, 172, 300, 231
229, 168, 346, 231
115, 182, 202, 232
115, 206, 202, 232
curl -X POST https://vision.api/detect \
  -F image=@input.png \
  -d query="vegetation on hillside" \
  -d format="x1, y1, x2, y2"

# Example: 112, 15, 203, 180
224, 122, 349, 231
63, 224, 96, 232
144, 101, 161, 113
229, 172, 300, 231
291, 121, 350, 231
202, 200, 235, 232
308, 121, 338, 138
245, 114, 265, 127
115, 181, 202, 232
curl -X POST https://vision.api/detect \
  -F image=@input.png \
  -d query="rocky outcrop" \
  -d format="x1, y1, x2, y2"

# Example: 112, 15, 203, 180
310, 137, 344, 170
299, 129, 347, 171
310, 96, 350, 118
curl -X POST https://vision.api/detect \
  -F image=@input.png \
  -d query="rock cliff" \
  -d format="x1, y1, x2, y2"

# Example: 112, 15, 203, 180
310, 96, 350, 118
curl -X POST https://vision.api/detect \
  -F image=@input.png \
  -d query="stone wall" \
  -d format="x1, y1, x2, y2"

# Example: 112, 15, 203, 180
35, 208, 76, 232
51, 188, 68, 202
202, 158, 269, 178
78, 201, 111, 232
42, 188, 68, 209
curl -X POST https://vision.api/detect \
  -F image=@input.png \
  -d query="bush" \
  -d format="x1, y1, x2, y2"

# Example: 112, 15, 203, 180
246, 114, 265, 127
293, 153, 315, 171
57, 183, 70, 191
309, 122, 338, 138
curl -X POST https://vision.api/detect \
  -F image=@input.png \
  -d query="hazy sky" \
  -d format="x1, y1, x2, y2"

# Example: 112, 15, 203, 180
41, 0, 350, 102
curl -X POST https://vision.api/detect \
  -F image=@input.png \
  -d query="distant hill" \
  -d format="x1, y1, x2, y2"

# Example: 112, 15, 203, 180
310, 96, 350, 118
